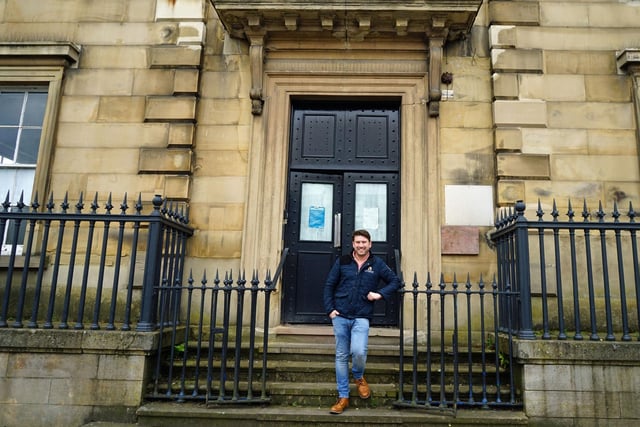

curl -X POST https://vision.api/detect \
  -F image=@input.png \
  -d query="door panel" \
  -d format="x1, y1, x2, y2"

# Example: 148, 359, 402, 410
283, 101, 401, 326
283, 172, 343, 323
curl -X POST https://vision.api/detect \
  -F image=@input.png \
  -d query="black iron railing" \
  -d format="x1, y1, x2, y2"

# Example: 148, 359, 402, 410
395, 273, 519, 414
0, 191, 192, 332
490, 199, 640, 341
147, 248, 289, 404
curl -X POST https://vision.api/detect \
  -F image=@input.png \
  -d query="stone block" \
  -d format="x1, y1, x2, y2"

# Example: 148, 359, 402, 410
496, 179, 525, 205
97, 355, 146, 381
620, 392, 640, 418
441, 153, 496, 183
545, 51, 617, 75
79, 46, 149, 69
126, 0, 156, 22
133, 69, 175, 96
164, 175, 191, 200
156, 0, 204, 20
8, 353, 97, 379
489, 25, 516, 49
519, 74, 585, 101
0, 377, 50, 404
4, 0, 127, 22
65, 69, 134, 96
604, 182, 640, 207
150, 45, 202, 68
547, 102, 634, 130
589, 3, 640, 28
194, 230, 243, 258
493, 100, 547, 127
492, 73, 518, 99
58, 96, 100, 123
489, 1, 540, 25
1, 403, 93, 427
144, 96, 197, 121
540, 3, 588, 27
195, 125, 251, 151
495, 127, 522, 151
440, 128, 493, 154
189, 177, 246, 204
56, 123, 169, 148
497, 153, 550, 179
441, 226, 480, 255
521, 128, 588, 154
439, 101, 493, 129
174, 69, 199, 94
524, 181, 604, 208
98, 96, 146, 122
168, 123, 195, 147
585, 75, 632, 102
178, 22, 206, 45
200, 71, 246, 98
138, 148, 192, 174
204, 204, 245, 231
551, 155, 640, 182
196, 98, 253, 126
52, 148, 140, 174
77, 22, 178, 45
194, 150, 248, 176
491, 48, 543, 73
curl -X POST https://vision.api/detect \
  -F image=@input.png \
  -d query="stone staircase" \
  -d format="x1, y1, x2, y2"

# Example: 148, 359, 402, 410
136, 326, 527, 426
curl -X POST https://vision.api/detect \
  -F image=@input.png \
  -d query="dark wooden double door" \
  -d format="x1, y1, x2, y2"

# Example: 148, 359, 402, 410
282, 100, 401, 326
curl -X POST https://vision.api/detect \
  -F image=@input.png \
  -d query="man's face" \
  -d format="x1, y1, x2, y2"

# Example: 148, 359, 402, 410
352, 235, 372, 256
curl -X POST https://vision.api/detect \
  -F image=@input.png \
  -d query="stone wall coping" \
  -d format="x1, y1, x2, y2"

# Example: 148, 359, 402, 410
510, 338, 640, 364
0, 328, 175, 355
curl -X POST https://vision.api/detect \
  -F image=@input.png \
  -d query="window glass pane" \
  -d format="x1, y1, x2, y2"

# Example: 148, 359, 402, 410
300, 182, 333, 241
17, 129, 41, 164
0, 127, 18, 161
23, 92, 47, 126
0, 92, 24, 125
355, 183, 387, 242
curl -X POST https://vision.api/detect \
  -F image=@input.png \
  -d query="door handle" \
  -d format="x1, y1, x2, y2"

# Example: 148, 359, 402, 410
333, 213, 341, 247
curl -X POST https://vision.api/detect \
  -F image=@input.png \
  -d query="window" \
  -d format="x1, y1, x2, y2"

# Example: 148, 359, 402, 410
0, 42, 79, 257
0, 87, 48, 254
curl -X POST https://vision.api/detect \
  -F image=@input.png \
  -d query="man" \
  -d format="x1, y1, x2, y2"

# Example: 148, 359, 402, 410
323, 229, 401, 414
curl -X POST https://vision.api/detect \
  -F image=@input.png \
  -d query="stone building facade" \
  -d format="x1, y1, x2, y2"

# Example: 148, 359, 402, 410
1, 0, 640, 425
2, 0, 639, 291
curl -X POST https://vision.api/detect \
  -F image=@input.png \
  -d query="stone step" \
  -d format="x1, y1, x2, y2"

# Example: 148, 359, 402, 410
135, 401, 529, 426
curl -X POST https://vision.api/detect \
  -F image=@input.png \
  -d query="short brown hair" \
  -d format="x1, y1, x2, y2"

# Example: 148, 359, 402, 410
352, 229, 371, 241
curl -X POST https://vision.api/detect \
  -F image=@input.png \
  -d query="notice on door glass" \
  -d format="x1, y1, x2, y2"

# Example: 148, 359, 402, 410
362, 207, 379, 230
309, 206, 325, 229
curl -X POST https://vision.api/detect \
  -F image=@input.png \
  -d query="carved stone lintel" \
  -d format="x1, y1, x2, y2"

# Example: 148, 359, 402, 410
428, 38, 444, 117
247, 33, 265, 115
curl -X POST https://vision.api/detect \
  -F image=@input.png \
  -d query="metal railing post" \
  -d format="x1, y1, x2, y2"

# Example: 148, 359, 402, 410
513, 200, 535, 339
136, 194, 164, 332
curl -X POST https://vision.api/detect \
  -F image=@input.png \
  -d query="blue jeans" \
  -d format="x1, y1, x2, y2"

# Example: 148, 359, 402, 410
331, 316, 370, 398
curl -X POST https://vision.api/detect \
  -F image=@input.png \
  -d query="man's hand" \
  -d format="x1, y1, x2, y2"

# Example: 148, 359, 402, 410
367, 292, 382, 301
329, 309, 340, 319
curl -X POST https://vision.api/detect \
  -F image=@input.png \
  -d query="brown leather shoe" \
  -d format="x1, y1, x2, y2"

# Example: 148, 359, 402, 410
330, 397, 349, 414
354, 377, 371, 399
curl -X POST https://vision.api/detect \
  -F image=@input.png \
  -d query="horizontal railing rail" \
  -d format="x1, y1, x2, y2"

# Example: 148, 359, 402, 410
0, 191, 193, 332
490, 199, 640, 341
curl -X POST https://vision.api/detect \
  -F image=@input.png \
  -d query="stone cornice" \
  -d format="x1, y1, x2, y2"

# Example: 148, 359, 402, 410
210, 1, 482, 115
211, 0, 482, 41
0, 42, 81, 68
